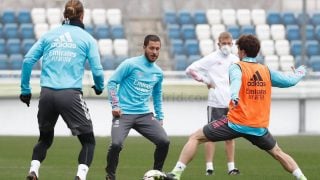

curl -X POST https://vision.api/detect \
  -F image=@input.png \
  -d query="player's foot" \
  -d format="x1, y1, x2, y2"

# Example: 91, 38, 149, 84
206, 169, 214, 175
164, 172, 180, 180
74, 176, 81, 180
106, 174, 115, 180
297, 175, 307, 180
26, 171, 38, 180
228, 168, 240, 175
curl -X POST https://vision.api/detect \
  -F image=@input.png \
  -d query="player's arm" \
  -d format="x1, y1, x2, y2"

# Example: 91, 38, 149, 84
152, 74, 164, 122
87, 39, 104, 94
229, 63, 242, 106
269, 65, 306, 88
185, 55, 212, 85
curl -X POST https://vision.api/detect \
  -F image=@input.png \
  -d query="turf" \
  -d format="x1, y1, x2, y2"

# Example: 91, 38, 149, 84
0, 136, 318, 180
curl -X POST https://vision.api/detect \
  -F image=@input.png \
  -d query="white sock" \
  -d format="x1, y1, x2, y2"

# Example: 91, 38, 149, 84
172, 161, 186, 172
29, 160, 41, 177
76, 164, 89, 180
206, 162, 214, 171
292, 168, 304, 179
227, 162, 235, 172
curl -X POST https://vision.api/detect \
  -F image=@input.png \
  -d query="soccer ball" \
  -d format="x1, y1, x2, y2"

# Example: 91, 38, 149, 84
143, 170, 166, 180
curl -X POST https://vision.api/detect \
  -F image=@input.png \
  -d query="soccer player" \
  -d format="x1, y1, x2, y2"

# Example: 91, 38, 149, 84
20, 1, 105, 180
165, 34, 308, 180
185, 32, 240, 175
105, 35, 170, 180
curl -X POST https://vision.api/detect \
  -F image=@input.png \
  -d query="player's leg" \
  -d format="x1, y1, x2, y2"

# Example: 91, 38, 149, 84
204, 142, 215, 175
134, 113, 170, 171
224, 139, 240, 175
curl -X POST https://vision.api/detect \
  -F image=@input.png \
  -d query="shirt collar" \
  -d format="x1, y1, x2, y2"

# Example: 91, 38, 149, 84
242, 57, 257, 63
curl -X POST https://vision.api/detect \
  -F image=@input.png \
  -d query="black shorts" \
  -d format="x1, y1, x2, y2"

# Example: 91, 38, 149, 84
207, 106, 229, 123
37, 87, 93, 136
203, 117, 277, 151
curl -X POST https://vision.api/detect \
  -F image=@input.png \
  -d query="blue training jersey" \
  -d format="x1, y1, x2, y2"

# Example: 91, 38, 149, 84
21, 24, 104, 94
107, 55, 164, 120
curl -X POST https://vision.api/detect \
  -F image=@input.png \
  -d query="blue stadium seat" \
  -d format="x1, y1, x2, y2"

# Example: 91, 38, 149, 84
309, 55, 320, 71
6, 39, 21, 55
101, 55, 115, 70
114, 55, 128, 68
297, 13, 310, 25
4, 23, 19, 39
0, 54, 9, 70
178, 10, 193, 25
21, 39, 35, 54
193, 10, 207, 24
282, 12, 297, 25
2, 9, 16, 24
181, 24, 196, 39
0, 24, 3, 39
295, 55, 309, 67
290, 40, 302, 56
0, 39, 5, 54
170, 39, 184, 55
9, 54, 23, 70
167, 24, 181, 40
305, 25, 315, 40
85, 24, 95, 37
311, 13, 320, 26
163, 10, 177, 25
187, 54, 201, 66
266, 11, 282, 25
315, 25, 320, 41
184, 39, 199, 56
111, 25, 125, 39
241, 25, 255, 35
286, 25, 300, 41
17, 9, 32, 24
95, 24, 110, 39
306, 40, 319, 57
227, 25, 240, 39
174, 54, 187, 71
20, 23, 35, 39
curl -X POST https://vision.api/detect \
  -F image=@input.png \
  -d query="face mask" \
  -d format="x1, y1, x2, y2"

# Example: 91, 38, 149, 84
220, 45, 232, 56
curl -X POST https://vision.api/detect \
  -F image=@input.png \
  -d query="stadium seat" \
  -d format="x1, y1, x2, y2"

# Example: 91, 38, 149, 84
6, 39, 21, 55
34, 23, 49, 39
306, 40, 319, 57
95, 24, 110, 39
195, 24, 211, 40
305, 25, 315, 40
290, 40, 302, 57
184, 39, 199, 56
311, 13, 320, 26
286, 25, 300, 41
31, 8, 46, 24
193, 10, 207, 24
275, 40, 290, 56
83, 9, 92, 25
111, 25, 125, 39
222, 9, 236, 25
163, 10, 177, 25
211, 24, 226, 40
0, 24, 3, 39
309, 55, 320, 71
46, 8, 61, 25
315, 25, 320, 41
251, 9, 266, 25
92, 8, 107, 25
295, 55, 309, 67
227, 25, 240, 39
20, 23, 35, 39
241, 25, 255, 35
256, 24, 270, 40
270, 24, 285, 40
174, 54, 187, 71
181, 24, 196, 40
297, 13, 310, 26
114, 55, 128, 67
107, 9, 122, 26
101, 54, 115, 70
0, 39, 5, 54
264, 55, 279, 70
98, 39, 113, 56
21, 39, 36, 55
199, 39, 214, 56
2, 9, 16, 24
266, 11, 282, 25
4, 23, 19, 39
167, 24, 181, 40
282, 12, 297, 25
178, 10, 193, 25
187, 55, 201, 66
260, 40, 274, 56
17, 9, 32, 24
279, 55, 294, 71
237, 9, 251, 26
113, 39, 128, 56
0, 54, 9, 69
206, 9, 221, 25
170, 39, 184, 56
8, 54, 23, 70
85, 24, 95, 37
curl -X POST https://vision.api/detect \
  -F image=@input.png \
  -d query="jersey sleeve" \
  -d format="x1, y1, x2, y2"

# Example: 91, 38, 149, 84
152, 74, 164, 120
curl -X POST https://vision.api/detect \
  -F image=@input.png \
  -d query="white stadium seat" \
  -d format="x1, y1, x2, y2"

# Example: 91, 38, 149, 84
83, 9, 92, 25
98, 39, 113, 56
271, 24, 286, 40
211, 24, 226, 40
206, 9, 221, 25
222, 9, 236, 25
275, 40, 290, 56
280, 55, 295, 72
107, 8, 122, 26
113, 39, 128, 56
195, 24, 211, 40
237, 9, 251, 26
92, 8, 107, 25
199, 39, 215, 56
256, 24, 271, 40
34, 23, 49, 39
46, 8, 61, 25
251, 9, 266, 25
261, 40, 275, 56
264, 55, 279, 70
31, 8, 46, 24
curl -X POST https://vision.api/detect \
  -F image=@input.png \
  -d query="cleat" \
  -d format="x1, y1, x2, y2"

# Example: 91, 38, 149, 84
206, 169, 214, 176
164, 172, 180, 180
106, 175, 114, 180
26, 171, 38, 180
74, 176, 80, 180
228, 168, 240, 175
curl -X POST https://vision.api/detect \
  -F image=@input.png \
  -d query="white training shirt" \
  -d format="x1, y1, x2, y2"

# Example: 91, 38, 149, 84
186, 50, 239, 108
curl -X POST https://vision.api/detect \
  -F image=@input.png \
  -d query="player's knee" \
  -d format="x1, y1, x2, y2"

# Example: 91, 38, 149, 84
157, 138, 170, 148
39, 130, 54, 148
110, 142, 123, 152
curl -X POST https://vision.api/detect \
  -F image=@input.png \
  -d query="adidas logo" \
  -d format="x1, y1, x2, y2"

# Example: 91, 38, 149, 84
52, 32, 76, 49
247, 71, 266, 86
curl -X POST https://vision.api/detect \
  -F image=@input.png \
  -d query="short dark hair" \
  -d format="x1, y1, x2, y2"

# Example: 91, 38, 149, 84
144, 34, 161, 46
236, 34, 260, 58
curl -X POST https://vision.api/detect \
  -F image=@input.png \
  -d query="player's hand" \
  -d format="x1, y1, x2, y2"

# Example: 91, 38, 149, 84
291, 65, 306, 77
112, 108, 122, 117
20, 93, 32, 107
231, 97, 239, 108
91, 85, 103, 95
152, 117, 163, 126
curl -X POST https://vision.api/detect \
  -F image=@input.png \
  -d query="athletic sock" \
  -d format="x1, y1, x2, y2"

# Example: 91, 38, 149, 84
172, 161, 186, 174
206, 162, 214, 171
227, 162, 235, 172
76, 164, 89, 180
292, 168, 305, 179
29, 160, 41, 177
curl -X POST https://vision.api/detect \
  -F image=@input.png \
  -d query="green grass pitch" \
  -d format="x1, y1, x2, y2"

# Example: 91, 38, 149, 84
0, 136, 319, 179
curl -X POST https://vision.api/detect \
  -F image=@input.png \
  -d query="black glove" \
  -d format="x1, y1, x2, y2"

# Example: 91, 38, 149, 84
20, 93, 32, 107
91, 85, 103, 95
